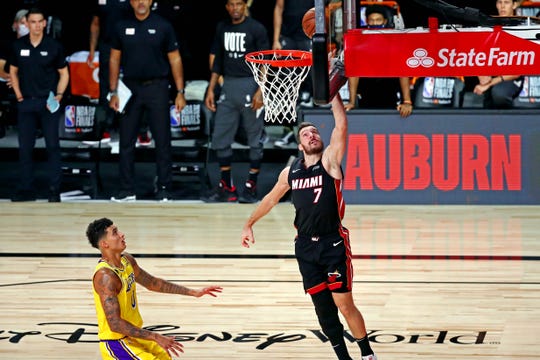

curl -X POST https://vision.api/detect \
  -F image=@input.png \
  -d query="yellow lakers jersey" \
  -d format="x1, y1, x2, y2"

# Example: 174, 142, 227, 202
92, 255, 143, 340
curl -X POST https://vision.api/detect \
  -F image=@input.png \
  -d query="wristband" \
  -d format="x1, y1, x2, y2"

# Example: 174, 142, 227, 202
177, 89, 185, 94
402, 100, 412, 105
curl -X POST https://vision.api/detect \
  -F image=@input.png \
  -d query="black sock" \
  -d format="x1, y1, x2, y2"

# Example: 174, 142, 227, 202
220, 168, 232, 188
332, 342, 353, 360
356, 336, 374, 356
248, 169, 259, 184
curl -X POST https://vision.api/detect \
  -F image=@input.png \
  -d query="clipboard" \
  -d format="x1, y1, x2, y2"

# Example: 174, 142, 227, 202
107, 79, 132, 113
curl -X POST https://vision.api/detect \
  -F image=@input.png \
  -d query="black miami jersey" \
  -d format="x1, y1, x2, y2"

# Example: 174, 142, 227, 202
288, 157, 345, 237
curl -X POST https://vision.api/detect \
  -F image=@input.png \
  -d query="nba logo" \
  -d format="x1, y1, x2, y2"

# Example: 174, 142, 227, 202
519, 76, 529, 97
422, 77, 435, 99
170, 105, 180, 127
65, 105, 76, 127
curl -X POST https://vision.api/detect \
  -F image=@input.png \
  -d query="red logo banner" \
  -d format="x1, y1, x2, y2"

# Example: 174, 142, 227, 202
344, 26, 540, 77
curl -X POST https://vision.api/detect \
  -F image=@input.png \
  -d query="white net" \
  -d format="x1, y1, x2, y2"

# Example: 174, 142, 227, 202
245, 50, 312, 124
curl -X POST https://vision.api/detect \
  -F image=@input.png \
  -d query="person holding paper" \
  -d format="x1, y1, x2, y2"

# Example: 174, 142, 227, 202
9, 7, 69, 203
108, 0, 186, 202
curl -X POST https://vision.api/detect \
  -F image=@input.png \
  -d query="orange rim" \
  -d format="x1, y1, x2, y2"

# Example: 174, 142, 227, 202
245, 50, 312, 67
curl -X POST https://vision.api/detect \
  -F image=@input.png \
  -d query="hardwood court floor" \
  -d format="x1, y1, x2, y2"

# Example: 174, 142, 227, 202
0, 202, 539, 359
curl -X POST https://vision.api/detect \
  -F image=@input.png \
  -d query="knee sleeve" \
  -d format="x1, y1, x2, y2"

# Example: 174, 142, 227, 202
311, 290, 345, 345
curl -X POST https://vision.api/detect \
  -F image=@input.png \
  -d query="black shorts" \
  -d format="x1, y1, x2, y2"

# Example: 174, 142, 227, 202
294, 227, 353, 295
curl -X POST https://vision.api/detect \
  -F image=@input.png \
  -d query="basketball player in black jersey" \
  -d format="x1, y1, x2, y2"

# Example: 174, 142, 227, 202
241, 94, 377, 360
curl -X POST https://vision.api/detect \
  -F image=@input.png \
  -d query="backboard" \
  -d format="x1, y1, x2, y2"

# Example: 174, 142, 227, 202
311, 0, 352, 105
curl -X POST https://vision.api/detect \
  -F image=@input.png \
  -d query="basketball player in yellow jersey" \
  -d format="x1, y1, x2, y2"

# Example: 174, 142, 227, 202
87, 218, 223, 359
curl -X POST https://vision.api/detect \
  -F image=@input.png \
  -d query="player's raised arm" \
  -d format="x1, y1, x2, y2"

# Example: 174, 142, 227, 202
322, 93, 348, 178
241, 166, 291, 248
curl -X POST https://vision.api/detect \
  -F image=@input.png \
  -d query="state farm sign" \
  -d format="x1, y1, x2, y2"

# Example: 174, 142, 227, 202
344, 27, 540, 77
407, 47, 536, 68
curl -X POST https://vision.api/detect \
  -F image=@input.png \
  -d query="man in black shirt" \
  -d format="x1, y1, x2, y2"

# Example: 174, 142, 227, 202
9, 7, 69, 202
203, 0, 268, 203
241, 94, 377, 360
272, 0, 314, 148
109, 0, 186, 202
87, 0, 131, 143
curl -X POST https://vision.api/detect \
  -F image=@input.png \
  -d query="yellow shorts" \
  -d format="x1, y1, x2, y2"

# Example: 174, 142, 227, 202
100, 337, 171, 360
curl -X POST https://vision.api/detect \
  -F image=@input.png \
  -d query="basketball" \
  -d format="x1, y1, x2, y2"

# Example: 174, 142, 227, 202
302, 8, 316, 39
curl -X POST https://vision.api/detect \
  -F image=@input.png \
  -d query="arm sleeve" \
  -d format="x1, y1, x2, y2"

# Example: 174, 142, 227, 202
255, 23, 270, 51
209, 34, 218, 56
164, 21, 179, 53
210, 23, 224, 75
109, 23, 122, 51
90, 1, 100, 17
55, 42, 68, 69
9, 42, 18, 68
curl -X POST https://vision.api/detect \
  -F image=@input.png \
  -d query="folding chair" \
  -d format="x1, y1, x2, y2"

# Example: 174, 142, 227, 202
169, 90, 211, 195
58, 98, 103, 199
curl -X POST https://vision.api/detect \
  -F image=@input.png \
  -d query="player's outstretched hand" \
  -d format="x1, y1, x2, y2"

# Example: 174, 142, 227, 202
241, 226, 255, 248
155, 334, 184, 358
193, 286, 223, 298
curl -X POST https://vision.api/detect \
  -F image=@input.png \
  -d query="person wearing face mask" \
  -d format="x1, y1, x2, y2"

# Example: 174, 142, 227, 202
473, 0, 524, 108
344, 5, 412, 118
1, 10, 29, 81
0, 9, 30, 138
13, 9, 30, 38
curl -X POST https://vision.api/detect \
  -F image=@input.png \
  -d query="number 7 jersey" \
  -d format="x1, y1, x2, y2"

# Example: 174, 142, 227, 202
288, 158, 345, 237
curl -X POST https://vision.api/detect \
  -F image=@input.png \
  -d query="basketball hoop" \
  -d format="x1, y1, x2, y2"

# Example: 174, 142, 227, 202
245, 50, 312, 124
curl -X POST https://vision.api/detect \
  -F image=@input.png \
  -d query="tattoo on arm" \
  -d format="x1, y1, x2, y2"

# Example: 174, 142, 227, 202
136, 268, 191, 295
96, 269, 156, 340
127, 253, 192, 295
